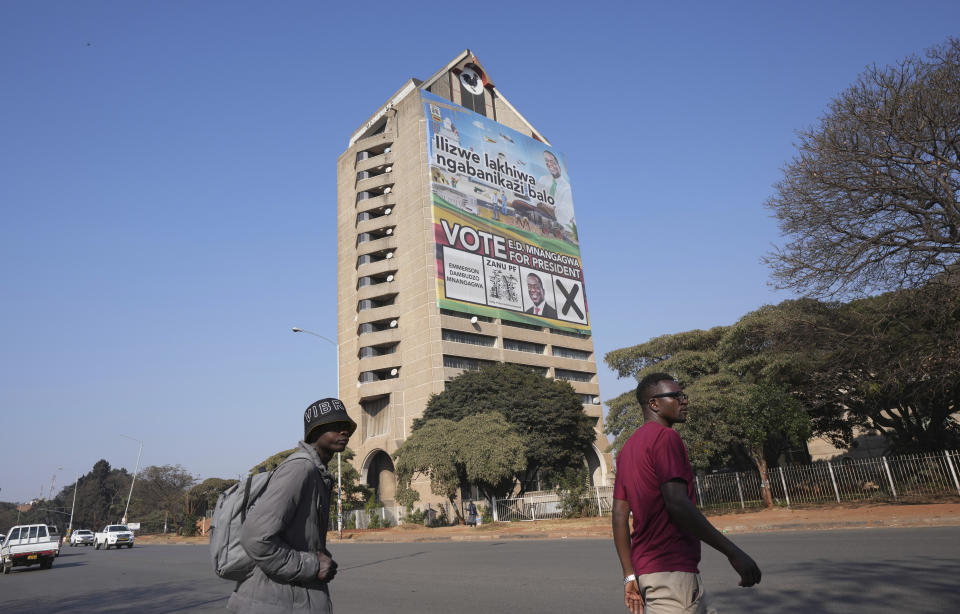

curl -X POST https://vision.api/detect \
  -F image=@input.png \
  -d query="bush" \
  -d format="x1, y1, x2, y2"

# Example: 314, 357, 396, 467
405, 505, 426, 525
181, 514, 198, 537
556, 467, 594, 518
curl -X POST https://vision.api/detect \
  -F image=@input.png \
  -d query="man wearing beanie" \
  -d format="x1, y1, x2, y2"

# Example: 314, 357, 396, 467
227, 398, 357, 614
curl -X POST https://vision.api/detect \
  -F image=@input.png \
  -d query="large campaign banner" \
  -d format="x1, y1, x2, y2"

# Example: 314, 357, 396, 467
423, 90, 589, 331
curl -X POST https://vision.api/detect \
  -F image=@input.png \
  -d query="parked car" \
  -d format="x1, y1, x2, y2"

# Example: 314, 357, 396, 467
69, 529, 95, 546
1, 524, 59, 573
94, 525, 134, 549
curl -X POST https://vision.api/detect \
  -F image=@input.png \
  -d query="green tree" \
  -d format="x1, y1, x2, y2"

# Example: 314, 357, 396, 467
605, 315, 812, 507
765, 37, 960, 297
416, 363, 595, 491
128, 465, 196, 530
250, 448, 298, 474
394, 412, 527, 522
186, 478, 239, 517
761, 285, 960, 452
251, 446, 371, 514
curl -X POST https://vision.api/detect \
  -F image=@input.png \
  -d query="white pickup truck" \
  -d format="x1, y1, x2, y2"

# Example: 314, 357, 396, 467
94, 524, 135, 549
1, 524, 59, 573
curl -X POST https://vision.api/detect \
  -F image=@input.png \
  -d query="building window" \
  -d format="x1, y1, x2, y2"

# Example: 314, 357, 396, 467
363, 396, 390, 439
508, 363, 548, 377
503, 339, 545, 354
440, 308, 493, 323
357, 296, 396, 311
358, 318, 397, 335
502, 319, 543, 332
442, 329, 496, 347
551, 328, 589, 338
552, 346, 591, 360
359, 368, 398, 383
555, 369, 594, 383
359, 343, 398, 359
442, 355, 494, 371
579, 394, 599, 405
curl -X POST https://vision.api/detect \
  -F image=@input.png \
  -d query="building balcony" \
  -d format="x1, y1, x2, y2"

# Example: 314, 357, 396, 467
356, 193, 394, 213
356, 236, 396, 258
356, 151, 395, 173
357, 280, 398, 302
357, 353, 400, 372
353, 131, 394, 153
548, 355, 596, 371
582, 403, 603, 418
356, 216, 395, 235
440, 341, 499, 361
357, 379, 397, 402
357, 327, 401, 346
356, 259, 397, 279
356, 174, 394, 193
357, 305, 400, 325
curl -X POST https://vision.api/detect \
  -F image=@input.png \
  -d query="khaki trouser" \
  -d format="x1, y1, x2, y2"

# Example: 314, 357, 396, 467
637, 571, 718, 614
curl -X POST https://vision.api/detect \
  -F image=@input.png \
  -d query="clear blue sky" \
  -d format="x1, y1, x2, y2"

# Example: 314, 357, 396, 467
2, 1, 956, 503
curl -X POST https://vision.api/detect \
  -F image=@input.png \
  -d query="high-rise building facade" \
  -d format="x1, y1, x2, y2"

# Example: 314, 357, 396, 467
336, 51, 611, 505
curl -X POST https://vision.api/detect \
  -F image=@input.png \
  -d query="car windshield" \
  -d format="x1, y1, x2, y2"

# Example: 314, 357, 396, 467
77, 530, 92, 535
107, 525, 129, 532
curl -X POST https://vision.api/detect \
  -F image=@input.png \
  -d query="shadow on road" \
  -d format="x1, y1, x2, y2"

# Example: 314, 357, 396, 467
712, 556, 959, 614
341, 550, 427, 571
0, 581, 228, 614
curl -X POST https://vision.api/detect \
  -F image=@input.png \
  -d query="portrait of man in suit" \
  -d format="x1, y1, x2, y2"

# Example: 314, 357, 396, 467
524, 272, 556, 318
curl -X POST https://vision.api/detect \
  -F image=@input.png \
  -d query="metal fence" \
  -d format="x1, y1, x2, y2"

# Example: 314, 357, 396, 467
333, 506, 405, 530
492, 450, 960, 521
325, 451, 960, 529
695, 450, 960, 512
493, 486, 614, 522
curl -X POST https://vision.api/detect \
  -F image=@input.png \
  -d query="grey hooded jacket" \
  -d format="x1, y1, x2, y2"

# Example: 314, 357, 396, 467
227, 441, 334, 614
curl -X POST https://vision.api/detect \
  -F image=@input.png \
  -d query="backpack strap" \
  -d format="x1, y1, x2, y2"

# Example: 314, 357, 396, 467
239, 450, 317, 523
240, 474, 256, 523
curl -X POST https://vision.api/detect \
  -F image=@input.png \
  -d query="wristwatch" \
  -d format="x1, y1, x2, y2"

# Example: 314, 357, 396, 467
623, 574, 637, 586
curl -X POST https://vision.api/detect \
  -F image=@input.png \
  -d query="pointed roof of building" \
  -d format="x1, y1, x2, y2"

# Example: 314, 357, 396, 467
348, 50, 550, 146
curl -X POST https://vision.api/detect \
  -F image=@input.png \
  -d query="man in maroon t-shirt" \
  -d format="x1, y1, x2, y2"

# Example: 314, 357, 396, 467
613, 373, 761, 613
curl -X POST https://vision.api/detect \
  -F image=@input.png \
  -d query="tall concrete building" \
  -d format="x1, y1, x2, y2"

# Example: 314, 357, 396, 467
336, 51, 611, 506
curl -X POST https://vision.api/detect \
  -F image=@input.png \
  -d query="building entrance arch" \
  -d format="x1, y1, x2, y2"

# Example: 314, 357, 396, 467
361, 449, 397, 504
585, 443, 608, 487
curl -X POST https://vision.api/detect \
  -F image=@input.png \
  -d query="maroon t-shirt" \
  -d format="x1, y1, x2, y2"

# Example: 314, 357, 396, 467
613, 422, 701, 575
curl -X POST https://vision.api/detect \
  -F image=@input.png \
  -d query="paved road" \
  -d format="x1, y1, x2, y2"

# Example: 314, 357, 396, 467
1, 528, 956, 613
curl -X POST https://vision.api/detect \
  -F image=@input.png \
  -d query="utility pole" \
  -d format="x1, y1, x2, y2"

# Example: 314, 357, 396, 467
68, 474, 80, 532
120, 435, 143, 524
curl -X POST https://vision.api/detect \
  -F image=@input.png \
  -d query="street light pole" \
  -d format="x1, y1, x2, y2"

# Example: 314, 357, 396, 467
120, 434, 143, 524
292, 326, 344, 540
68, 473, 80, 533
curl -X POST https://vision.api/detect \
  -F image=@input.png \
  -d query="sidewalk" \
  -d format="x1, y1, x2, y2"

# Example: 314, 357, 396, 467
333, 502, 960, 543
134, 501, 960, 546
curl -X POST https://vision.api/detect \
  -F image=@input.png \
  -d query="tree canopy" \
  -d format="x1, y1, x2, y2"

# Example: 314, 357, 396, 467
604, 322, 812, 486
187, 477, 238, 517
251, 446, 371, 512
606, 287, 960, 470
394, 412, 527, 519
770, 284, 960, 452
765, 37, 960, 297
416, 362, 596, 488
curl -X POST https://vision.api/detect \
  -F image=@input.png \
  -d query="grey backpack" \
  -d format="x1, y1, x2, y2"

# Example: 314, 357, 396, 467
210, 451, 312, 581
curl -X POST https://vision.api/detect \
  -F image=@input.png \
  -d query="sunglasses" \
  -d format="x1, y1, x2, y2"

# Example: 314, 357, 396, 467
648, 391, 688, 402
